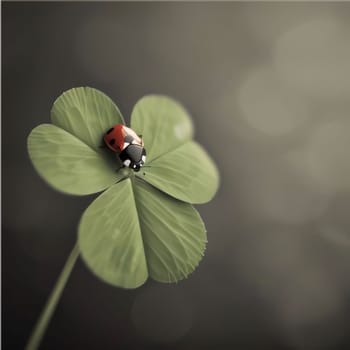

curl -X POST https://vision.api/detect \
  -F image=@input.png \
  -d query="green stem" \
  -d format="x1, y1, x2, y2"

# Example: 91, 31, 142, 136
25, 242, 80, 350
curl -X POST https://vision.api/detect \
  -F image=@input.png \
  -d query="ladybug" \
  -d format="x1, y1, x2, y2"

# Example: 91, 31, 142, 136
103, 124, 146, 172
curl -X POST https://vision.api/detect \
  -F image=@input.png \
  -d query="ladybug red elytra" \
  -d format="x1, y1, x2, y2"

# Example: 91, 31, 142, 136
103, 124, 146, 172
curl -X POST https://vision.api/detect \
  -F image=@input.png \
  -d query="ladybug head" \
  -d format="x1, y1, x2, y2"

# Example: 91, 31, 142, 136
131, 162, 142, 172
119, 144, 147, 172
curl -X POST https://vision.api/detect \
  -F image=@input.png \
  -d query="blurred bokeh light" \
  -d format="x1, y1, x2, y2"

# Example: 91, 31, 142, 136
236, 66, 310, 136
274, 17, 350, 100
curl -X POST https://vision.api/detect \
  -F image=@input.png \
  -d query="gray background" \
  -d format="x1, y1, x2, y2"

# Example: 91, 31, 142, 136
3, 2, 350, 349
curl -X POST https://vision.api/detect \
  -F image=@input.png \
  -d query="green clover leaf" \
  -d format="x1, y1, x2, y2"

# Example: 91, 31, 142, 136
27, 87, 219, 288
51, 86, 125, 151
27, 124, 124, 195
130, 95, 193, 162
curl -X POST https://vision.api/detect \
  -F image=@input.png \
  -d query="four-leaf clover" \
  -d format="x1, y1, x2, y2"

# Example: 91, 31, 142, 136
28, 87, 219, 289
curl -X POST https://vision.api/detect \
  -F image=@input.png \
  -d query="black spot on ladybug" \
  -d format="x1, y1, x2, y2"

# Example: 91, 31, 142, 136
109, 139, 116, 146
107, 128, 114, 134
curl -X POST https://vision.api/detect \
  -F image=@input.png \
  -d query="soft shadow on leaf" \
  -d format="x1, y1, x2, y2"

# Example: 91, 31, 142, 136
138, 141, 219, 204
134, 178, 207, 283
27, 124, 122, 195
78, 179, 148, 289
51, 87, 124, 151
131, 95, 193, 162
